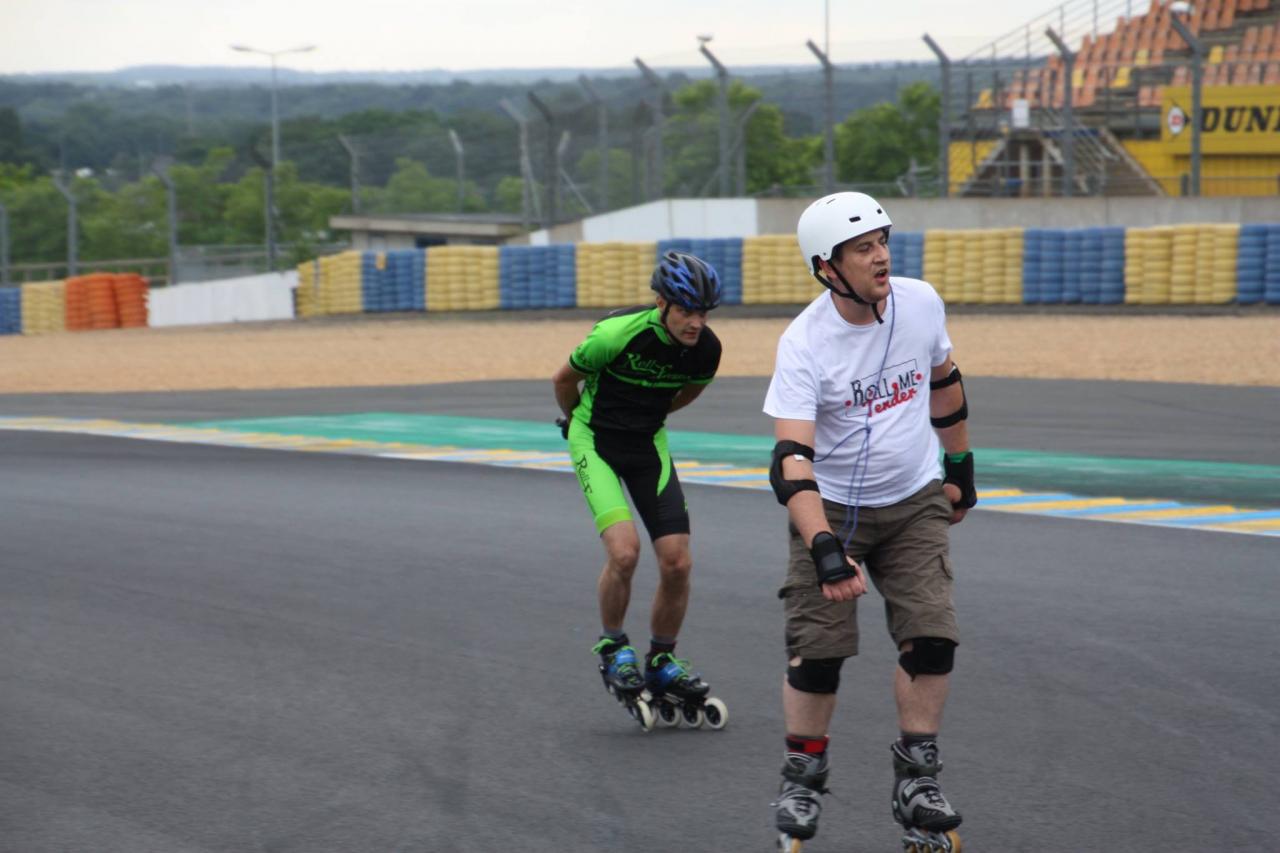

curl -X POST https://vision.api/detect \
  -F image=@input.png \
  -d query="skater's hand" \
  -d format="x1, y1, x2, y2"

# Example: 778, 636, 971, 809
555, 416, 570, 440
821, 559, 866, 601
943, 482, 969, 525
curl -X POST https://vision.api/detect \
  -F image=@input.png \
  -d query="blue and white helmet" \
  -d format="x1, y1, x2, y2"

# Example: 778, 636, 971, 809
651, 251, 722, 311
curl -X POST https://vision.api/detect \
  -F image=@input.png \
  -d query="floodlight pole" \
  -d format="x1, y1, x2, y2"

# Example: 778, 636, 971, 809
337, 134, 361, 213
806, 39, 836, 194
634, 58, 667, 200
1045, 27, 1076, 197
527, 91, 559, 226
499, 98, 538, 231
923, 34, 952, 197
448, 129, 466, 212
699, 44, 731, 197
579, 75, 610, 211
52, 172, 78, 277
151, 162, 179, 285
1169, 13, 1203, 196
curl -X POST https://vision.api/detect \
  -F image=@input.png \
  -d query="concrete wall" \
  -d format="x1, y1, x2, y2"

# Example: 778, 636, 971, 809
519, 196, 1280, 245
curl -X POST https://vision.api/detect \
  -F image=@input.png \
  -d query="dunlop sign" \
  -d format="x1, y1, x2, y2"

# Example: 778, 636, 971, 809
1162, 85, 1280, 154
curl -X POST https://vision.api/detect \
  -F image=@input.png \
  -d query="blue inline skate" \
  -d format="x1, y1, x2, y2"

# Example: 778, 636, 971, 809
592, 637, 654, 731
644, 652, 728, 730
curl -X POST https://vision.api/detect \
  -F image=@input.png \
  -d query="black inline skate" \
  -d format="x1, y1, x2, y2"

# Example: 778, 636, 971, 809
891, 738, 962, 852
592, 637, 654, 731
644, 652, 728, 730
773, 750, 829, 852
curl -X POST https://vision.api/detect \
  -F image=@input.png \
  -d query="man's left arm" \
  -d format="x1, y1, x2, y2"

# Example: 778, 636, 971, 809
669, 382, 707, 414
929, 355, 975, 524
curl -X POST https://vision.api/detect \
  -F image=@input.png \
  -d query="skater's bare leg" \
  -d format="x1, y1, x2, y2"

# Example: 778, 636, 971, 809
650, 533, 691, 639
597, 521, 640, 631
783, 664, 837, 737
894, 640, 950, 734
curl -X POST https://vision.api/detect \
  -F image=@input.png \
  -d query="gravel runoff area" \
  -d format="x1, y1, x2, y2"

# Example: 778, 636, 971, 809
1, 306, 1277, 393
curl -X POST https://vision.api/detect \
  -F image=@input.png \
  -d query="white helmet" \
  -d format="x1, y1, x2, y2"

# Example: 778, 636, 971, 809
796, 191, 893, 278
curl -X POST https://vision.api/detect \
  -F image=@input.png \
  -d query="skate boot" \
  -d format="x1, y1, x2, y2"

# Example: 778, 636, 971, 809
644, 652, 728, 730
891, 738, 962, 852
591, 637, 653, 731
773, 750, 829, 851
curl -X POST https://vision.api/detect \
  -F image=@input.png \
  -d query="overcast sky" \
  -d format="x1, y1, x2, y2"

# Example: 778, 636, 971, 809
0, 0, 1081, 75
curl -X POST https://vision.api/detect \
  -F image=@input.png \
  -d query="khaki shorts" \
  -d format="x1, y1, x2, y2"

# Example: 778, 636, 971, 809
780, 480, 959, 659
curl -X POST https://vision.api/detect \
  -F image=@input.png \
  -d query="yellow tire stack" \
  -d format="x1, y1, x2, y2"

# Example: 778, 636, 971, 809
308, 251, 363, 316
978, 230, 1004, 303
1169, 226, 1197, 305
742, 235, 818, 304
574, 242, 655, 309
1124, 229, 1146, 305
1002, 229, 1024, 303
295, 260, 319, 317
1138, 226, 1175, 305
922, 231, 949, 297
20, 280, 66, 334
426, 246, 500, 311
1208, 224, 1241, 304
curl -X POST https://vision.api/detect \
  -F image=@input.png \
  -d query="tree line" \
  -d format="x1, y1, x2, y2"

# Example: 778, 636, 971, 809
0, 70, 940, 267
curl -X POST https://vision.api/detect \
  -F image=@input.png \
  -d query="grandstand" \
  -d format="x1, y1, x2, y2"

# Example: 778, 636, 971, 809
948, 0, 1280, 197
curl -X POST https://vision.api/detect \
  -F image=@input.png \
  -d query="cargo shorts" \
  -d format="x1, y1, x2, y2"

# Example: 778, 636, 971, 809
779, 480, 959, 659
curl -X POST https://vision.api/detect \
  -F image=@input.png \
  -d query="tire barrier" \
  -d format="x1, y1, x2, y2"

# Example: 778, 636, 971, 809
62, 273, 149, 331
361, 250, 426, 313
0, 287, 20, 335
19, 280, 64, 335
575, 242, 656, 308
742, 234, 819, 304
426, 246, 499, 311
499, 245, 576, 309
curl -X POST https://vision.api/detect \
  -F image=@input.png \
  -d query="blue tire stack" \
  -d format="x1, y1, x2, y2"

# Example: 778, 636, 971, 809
1062, 229, 1083, 303
889, 231, 925, 281
1078, 228, 1104, 304
1237, 224, 1268, 305
499, 245, 531, 309
551, 244, 577, 308
1038, 229, 1065, 304
360, 252, 385, 313
1022, 229, 1043, 304
381, 250, 424, 312
1099, 227, 1126, 304
0, 287, 21, 334
1262, 224, 1280, 305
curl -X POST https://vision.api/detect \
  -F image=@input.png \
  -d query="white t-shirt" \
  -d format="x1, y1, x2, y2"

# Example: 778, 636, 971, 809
763, 278, 952, 507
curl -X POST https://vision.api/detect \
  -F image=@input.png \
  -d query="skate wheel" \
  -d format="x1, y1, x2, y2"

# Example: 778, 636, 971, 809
702, 697, 728, 730
632, 697, 655, 732
655, 700, 680, 728
776, 832, 804, 852
680, 703, 705, 728
944, 830, 961, 852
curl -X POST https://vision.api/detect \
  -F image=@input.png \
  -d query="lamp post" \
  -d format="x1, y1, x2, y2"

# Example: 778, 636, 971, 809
230, 44, 315, 169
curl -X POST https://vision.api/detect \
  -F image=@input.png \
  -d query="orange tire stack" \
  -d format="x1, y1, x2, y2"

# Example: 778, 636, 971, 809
63, 275, 95, 331
85, 273, 119, 329
112, 274, 149, 327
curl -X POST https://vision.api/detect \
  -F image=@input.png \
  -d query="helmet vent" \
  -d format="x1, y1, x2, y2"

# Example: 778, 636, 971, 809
849, 215, 861, 223
876, 208, 883, 214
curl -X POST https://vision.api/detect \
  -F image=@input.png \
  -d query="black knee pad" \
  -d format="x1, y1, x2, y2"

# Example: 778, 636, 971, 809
786, 657, 845, 694
898, 637, 956, 680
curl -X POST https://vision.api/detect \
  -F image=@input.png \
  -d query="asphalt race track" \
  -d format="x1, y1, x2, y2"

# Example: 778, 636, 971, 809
1, 378, 1277, 852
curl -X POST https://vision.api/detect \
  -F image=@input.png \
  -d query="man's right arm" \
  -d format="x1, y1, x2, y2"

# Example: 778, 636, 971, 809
552, 362, 587, 418
775, 418, 867, 602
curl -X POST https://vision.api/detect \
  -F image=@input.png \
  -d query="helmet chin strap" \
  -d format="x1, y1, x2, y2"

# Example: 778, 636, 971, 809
820, 266, 885, 324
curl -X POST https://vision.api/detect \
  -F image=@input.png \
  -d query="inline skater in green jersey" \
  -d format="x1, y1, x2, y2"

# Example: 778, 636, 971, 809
552, 251, 727, 730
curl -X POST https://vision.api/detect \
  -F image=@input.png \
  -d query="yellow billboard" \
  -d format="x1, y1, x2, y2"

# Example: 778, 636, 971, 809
1162, 85, 1280, 154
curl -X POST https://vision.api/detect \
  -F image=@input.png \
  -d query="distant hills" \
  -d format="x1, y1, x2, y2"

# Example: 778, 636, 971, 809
0, 61, 925, 88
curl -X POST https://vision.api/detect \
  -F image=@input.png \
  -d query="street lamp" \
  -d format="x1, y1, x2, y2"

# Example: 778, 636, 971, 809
230, 43, 314, 270
230, 43, 316, 171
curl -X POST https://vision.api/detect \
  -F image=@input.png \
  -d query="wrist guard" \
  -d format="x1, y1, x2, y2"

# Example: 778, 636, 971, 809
810, 532, 856, 588
555, 416, 570, 440
943, 451, 978, 509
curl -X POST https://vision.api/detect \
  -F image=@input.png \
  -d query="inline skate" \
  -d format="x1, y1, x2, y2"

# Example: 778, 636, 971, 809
891, 739, 962, 852
592, 637, 654, 731
644, 652, 728, 730
773, 750, 828, 851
